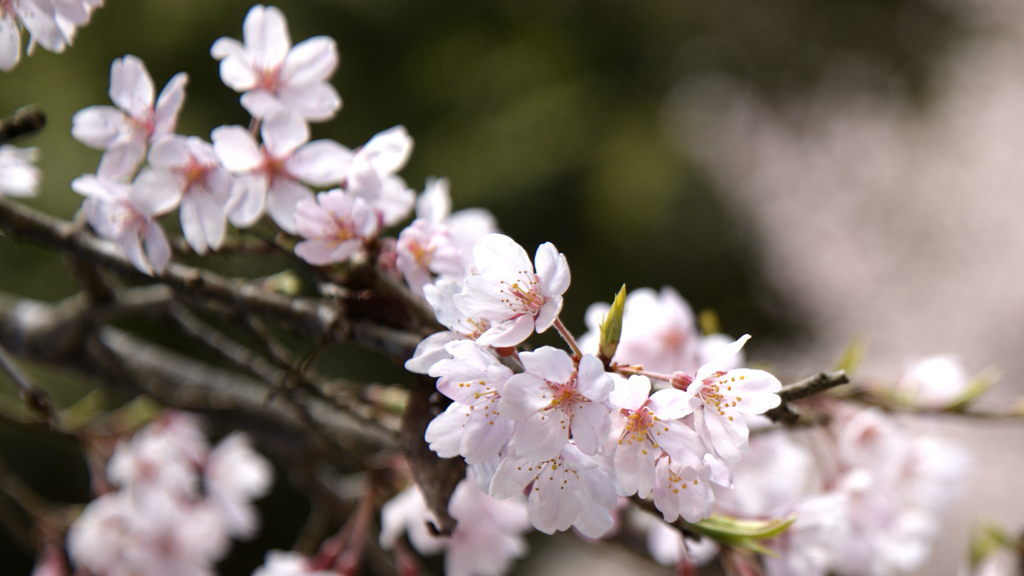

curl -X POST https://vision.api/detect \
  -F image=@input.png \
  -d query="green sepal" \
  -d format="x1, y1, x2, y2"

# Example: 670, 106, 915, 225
598, 284, 626, 363
945, 367, 998, 412
832, 336, 868, 376
690, 513, 796, 556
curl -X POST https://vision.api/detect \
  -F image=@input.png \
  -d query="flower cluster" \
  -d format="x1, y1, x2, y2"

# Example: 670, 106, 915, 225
66, 412, 273, 576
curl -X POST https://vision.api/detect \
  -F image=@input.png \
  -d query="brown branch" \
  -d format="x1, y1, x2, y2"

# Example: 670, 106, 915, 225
0, 106, 45, 144
765, 371, 849, 424
0, 342, 59, 428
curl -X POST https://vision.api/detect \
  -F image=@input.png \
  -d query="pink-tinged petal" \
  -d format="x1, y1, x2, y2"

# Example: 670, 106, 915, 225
404, 331, 458, 374
513, 410, 568, 461
702, 409, 748, 462
374, 174, 415, 226
226, 173, 268, 228
345, 155, 383, 200
498, 373, 552, 421
534, 296, 562, 333
475, 315, 535, 347
71, 174, 115, 198
490, 455, 537, 500
285, 139, 351, 186
648, 389, 694, 420
572, 497, 615, 539
696, 334, 751, 380
609, 375, 651, 411
657, 421, 706, 468
16, 1, 63, 53
535, 242, 570, 296
239, 89, 283, 119
144, 220, 170, 274
71, 106, 126, 149
97, 138, 146, 181
121, 232, 150, 275
415, 176, 451, 222
211, 37, 245, 60
704, 453, 732, 488
360, 126, 413, 175
261, 111, 308, 158
424, 403, 470, 459
569, 401, 610, 456
179, 192, 207, 255
147, 134, 190, 168
0, 17, 20, 72
577, 355, 613, 402
152, 72, 188, 140
266, 178, 313, 234
294, 238, 360, 266
280, 36, 337, 85
520, 346, 574, 384
613, 440, 657, 497
473, 233, 533, 281
275, 82, 342, 122
194, 189, 228, 250
212, 126, 263, 172
131, 168, 183, 217
462, 410, 511, 464
242, 5, 290, 66
216, 54, 258, 91
109, 55, 154, 119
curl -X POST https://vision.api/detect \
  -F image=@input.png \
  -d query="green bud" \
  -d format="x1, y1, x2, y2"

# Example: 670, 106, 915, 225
598, 285, 627, 364
262, 269, 302, 296
832, 335, 868, 376
946, 367, 998, 412
691, 513, 796, 557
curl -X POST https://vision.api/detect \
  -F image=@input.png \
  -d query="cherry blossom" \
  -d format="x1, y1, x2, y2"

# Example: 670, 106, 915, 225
73, 173, 172, 275
498, 348, 613, 460
204, 432, 274, 539
490, 442, 618, 538
345, 126, 416, 226
212, 110, 350, 233
0, 0, 76, 72
380, 473, 530, 576
395, 219, 461, 296
894, 354, 972, 408
416, 176, 499, 271
405, 278, 493, 374
607, 374, 705, 498
211, 4, 341, 121
134, 135, 232, 255
293, 189, 377, 265
72, 55, 187, 180
0, 144, 39, 197
681, 335, 782, 462
251, 551, 338, 576
425, 340, 514, 464
454, 233, 570, 347
652, 456, 714, 523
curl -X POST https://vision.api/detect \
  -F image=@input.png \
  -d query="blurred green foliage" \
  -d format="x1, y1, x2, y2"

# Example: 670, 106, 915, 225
0, 0, 960, 572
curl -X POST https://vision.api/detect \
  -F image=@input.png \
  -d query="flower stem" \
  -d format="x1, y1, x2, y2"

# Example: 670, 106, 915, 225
553, 317, 583, 360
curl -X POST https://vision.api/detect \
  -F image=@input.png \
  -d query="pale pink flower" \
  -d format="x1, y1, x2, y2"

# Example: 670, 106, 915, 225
251, 551, 337, 576
134, 135, 232, 255
204, 432, 273, 539
293, 189, 377, 265
72, 55, 187, 179
682, 335, 782, 462
211, 4, 340, 121
345, 126, 416, 226
73, 173, 172, 275
893, 354, 972, 408
380, 474, 530, 576
635, 511, 719, 568
762, 493, 850, 576
0, 0, 69, 72
212, 110, 351, 233
490, 443, 617, 538
454, 234, 570, 347
405, 278, 493, 375
415, 176, 499, 273
652, 456, 714, 523
424, 340, 514, 464
0, 144, 39, 197
498, 349, 612, 460
395, 219, 461, 296
607, 374, 705, 498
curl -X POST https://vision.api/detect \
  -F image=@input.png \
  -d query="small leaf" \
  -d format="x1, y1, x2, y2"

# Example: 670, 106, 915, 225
970, 524, 1014, 567
262, 269, 302, 296
698, 309, 720, 336
833, 336, 868, 376
945, 367, 999, 412
598, 284, 626, 364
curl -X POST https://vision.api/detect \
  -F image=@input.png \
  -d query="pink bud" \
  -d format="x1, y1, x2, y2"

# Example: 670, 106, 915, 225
670, 372, 694, 390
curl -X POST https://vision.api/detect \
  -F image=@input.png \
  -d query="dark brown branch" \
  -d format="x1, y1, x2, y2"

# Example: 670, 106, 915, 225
0, 106, 46, 144
765, 371, 849, 424
0, 342, 59, 428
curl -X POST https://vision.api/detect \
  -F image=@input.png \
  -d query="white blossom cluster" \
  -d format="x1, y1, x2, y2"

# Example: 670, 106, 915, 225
66, 412, 273, 576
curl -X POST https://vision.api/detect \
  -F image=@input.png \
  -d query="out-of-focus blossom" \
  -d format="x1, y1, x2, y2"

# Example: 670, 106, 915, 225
396, 219, 461, 296
212, 110, 350, 233
346, 126, 416, 227
0, 144, 39, 197
251, 551, 338, 576
416, 176, 499, 271
380, 474, 531, 576
454, 234, 570, 347
894, 354, 972, 408
73, 173, 172, 275
72, 55, 187, 179
134, 135, 232, 254
293, 189, 377, 265
0, 0, 102, 72
211, 4, 340, 121
204, 432, 273, 539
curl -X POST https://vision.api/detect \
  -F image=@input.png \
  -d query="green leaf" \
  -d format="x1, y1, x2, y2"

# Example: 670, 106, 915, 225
970, 524, 1014, 567
598, 284, 626, 363
698, 308, 720, 336
832, 336, 868, 376
689, 513, 796, 556
945, 367, 998, 412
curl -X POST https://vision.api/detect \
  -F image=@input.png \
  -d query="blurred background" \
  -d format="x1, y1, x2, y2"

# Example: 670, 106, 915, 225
1, 0, 1022, 573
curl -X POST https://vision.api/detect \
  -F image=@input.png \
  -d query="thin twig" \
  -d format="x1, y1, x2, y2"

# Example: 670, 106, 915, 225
0, 106, 45, 144
0, 342, 59, 428
765, 371, 849, 424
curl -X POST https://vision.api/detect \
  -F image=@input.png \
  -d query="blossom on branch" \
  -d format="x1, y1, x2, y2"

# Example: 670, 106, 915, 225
0, 144, 39, 197
293, 189, 377, 265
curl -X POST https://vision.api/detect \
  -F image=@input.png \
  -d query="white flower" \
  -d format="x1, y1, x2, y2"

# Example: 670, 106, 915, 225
395, 219, 461, 296
293, 189, 377, 265
72, 55, 187, 180
73, 173, 173, 275
405, 278, 493, 375
0, 0, 70, 72
652, 456, 714, 523
894, 354, 972, 408
252, 551, 337, 576
454, 234, 570, 347
346, 126, 416, 227
490, 443, 617, 538
0, 144, 39, 197
762, 493, 850, 576
424, 340, 514, 464
134, 135, 232, 255
212, 110, 351, 233
211, 4, 340, 121
498, 348, 612, 460
204, 432, 273, 539
607, 374, 705, 498
416, 177, 499, 273
380, 474, 530, 576
683, 335, 782, 462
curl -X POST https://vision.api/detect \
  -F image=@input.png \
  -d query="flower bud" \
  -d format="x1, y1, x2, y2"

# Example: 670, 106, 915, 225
670, 371, 694, 390
598, 284, 626, 364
